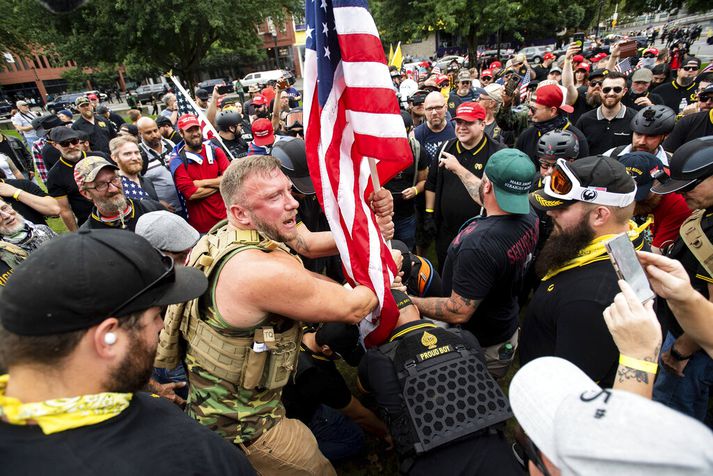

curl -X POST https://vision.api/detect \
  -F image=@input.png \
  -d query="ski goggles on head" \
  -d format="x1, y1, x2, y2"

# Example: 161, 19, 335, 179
544, 158, 636, 207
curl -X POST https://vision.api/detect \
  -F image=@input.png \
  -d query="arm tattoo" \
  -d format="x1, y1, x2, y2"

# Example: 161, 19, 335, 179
413, 295, 477, 324
455, 170, 482, 206
616, 346, 660, 385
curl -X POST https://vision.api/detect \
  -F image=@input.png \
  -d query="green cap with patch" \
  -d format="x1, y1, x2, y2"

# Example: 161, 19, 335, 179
484, 149, 536, 214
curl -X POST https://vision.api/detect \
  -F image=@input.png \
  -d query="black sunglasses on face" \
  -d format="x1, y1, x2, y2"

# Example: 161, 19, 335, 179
602, 86, 624, 94
589, 80, 603, 87
698, 95, 713, 103
58, 138, 81, 147
682, 66, 698, 72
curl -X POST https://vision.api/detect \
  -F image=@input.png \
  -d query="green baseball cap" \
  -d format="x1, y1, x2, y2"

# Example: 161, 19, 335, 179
484, 149, 536, 214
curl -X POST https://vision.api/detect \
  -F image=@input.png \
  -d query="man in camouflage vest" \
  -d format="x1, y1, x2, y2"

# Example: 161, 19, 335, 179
156, 155, 386, 475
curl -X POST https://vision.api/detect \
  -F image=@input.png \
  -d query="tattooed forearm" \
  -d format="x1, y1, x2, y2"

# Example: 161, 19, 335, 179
411, 294, 478, 324
616, 367, 649, 384
457, 171, 483, 207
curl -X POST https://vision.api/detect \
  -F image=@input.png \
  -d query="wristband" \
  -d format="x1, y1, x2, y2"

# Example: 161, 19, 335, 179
12, 189, 21, 200
412, 187, 418, 196
425, 208, 434, 213
619, 354, 658, 374
670, 346, 693, 361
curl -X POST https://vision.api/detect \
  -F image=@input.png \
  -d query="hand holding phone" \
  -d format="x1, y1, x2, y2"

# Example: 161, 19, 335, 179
605, 233, 655, 303
216, 84, 234, 95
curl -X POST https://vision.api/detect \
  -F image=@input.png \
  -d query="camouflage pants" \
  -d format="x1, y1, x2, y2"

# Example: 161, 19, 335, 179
239, 417, 336, 476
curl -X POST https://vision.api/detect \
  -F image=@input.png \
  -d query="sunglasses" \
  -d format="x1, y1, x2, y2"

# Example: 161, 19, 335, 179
602, 86, 624, 94
698, 95, 713, 103
546, 159, 636, 206
682, 66, 699, 72
589, 80, 603, 88
538, 158, 557, 169
481, 76, 493, 81
107, 253, 175, 318
460, 81, 471, 85
58, 138, 81, 147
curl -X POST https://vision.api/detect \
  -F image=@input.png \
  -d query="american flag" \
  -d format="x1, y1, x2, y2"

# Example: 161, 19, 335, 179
304, 0, 412, 347
614, 56, 641, 75
169, 76, 234, 160
519, 71, 531, 101
697, 63, 713, 79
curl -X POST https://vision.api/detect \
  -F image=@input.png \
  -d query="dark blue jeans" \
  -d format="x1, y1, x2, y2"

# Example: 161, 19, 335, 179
393, 213, 417, 251
307, 404, 365, 462
653, 332, 713, 425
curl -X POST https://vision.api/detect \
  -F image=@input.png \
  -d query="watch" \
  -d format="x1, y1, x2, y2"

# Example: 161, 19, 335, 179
670, 346, 693, 361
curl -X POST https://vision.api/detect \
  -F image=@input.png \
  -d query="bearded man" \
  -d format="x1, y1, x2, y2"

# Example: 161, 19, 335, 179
520, 156, 647, 388
71, 95, 116, 154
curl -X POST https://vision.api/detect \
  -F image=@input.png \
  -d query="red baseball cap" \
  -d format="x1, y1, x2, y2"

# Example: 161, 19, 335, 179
177, 114, 200, 131
251, 118, 275, 146
543, 52, 555, 61
576, 63, 591, 73
535, 84, 573, 114
455, 102, 486, 122
252, 94, 269, 106
87, 93, 98, 101
573, 54, 585, 64
481, 69, 493, 78
489, 61, 502, 69
435, 74, 450, 86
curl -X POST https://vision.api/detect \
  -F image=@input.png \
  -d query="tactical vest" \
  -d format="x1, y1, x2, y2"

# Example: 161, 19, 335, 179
679, 208, 713, 278
155, 220, 302, 391
376, 325, 512, 460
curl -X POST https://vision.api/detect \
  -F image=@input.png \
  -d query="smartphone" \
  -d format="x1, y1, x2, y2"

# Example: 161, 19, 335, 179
217, 84, 234, 95
618, 40, 638, 59
277, 78, 290, 90
573, 33, 585, 44
605, 233, 655, 303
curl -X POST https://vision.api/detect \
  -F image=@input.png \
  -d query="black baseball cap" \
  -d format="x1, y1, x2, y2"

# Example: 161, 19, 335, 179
652, 136, 713, 194
315, 323, 365, 366
589, 68, 609, 80
195, 88, 210, 100
32, 114, 65, 138
530, 155, 636, 211
617, 152, 665, 201
155, 115, 173, 127
0, 230, 208, 336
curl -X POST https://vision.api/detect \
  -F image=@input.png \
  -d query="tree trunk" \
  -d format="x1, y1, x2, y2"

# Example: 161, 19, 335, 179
467, 22, 479, 69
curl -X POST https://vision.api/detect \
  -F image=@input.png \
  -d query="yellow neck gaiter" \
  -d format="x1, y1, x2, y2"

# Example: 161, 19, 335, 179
0, 374, 132, 435
542, 219, 651, 281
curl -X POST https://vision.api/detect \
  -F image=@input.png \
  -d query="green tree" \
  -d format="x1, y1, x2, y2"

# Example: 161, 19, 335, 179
3, 0, 298, 86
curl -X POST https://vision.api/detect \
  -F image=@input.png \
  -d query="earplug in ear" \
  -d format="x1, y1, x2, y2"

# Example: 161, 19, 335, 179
104, 332, 117, 345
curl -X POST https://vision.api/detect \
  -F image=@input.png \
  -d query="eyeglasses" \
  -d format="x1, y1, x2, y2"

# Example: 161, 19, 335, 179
602, 86, 624, 94
546, 159, 636, 206
106, 253, 175, 318
84, 175, 122, 192
425, 105, 445, 112
460, 81, 471, 86
589, 80, 603, 88
698, 95, 713, 103
58, 138, 81, 147
538, 158, 557, 169
682, 66, 699, 72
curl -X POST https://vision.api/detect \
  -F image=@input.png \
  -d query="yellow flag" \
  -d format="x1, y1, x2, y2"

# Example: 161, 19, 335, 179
388, 44, 394, 65
391, 42, 403, 70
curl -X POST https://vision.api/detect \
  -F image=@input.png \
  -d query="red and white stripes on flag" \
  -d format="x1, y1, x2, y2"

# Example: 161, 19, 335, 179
519, 70, 531, 102
304, 0, 412, 347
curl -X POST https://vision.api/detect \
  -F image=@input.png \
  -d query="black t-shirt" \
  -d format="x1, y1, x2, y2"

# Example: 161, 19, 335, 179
358, 322, 522, 475
282, 346, 353, 423
0, 392, 255, 475
385, 141, 429, 217
520, 259, 623, 387
515, 121, 589, 165
447, 89, 478, 117
426, 136, 504, 232
79, 198, 165, 232
3, 179, 48, 225
72, 115, 117, 154
442, 211, 539, 346
575, 106, 637, 155
663, 109, 713, 153
41, 142, 62, 171
532, 65, 550, 81
46, 157, 93, 226
570, 85, 595, 125
652, 79, 698, 112
621, 90, 665, 111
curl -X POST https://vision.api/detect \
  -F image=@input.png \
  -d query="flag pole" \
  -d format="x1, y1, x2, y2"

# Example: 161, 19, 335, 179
367, 157, 393, 248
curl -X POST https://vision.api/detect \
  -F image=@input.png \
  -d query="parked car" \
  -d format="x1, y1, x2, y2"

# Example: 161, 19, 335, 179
517, 45, 554, 64
477, 49, 515, 64
433, 55, 465, 71
0, 99, 12, 118
134, 83, 166, 105
241, 70, 291, 90
46, 92, 85, 114
197, 78, 227, 91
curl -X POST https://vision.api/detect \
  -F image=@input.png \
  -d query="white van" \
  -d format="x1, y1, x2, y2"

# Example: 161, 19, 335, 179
241, 70, 289, 90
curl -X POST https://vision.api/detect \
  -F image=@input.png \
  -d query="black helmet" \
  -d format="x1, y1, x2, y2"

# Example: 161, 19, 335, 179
537, 129, 580, 160
271, 137, 314, 195
652, 136, 713, 194
630, 105, 676, 136
215, 110, 242, 132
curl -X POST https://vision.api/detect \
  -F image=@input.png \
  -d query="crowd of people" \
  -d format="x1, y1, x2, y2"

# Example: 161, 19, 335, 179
1, 30, 713, 475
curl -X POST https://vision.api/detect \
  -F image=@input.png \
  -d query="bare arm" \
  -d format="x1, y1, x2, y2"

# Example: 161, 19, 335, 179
272, 87, 283, 132
605, 42, 620, 71
286, 223, 338, 258
439, 151, 483, 206
561, 43, 579, 106
193, 177, 222, 189
55, 195, 78, 231
217, 250, 378, 326
401, 168, 427, 200
188, 188, 218, 200
0, 182, 60, 216
411, 290, 481, 325
205, 86, 224, 128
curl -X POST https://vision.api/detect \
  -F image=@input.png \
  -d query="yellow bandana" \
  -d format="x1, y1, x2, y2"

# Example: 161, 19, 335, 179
0, 375, 132, 435
542, 219, 651, 281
